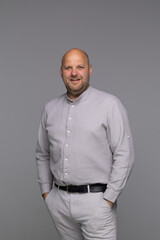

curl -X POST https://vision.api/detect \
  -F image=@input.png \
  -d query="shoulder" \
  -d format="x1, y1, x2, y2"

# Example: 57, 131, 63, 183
40, 94, 66, 122
42, 93, 66, 115
39, 94, 66, 124
90, 87, 122, 106
90, 87, 127, 116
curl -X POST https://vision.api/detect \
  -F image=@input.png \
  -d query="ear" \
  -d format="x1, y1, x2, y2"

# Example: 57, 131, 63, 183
60, 67, 62, 78
89, 64, 93, 76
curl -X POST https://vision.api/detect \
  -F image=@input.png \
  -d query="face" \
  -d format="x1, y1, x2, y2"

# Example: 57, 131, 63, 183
60, 49, 92, 100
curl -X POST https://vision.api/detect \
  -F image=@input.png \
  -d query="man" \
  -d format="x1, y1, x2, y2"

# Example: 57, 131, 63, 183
36, 48, 134, 240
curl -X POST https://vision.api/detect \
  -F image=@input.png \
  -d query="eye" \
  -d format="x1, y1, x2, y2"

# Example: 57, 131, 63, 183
64, 66, 71, 70
77, 65, 84, 69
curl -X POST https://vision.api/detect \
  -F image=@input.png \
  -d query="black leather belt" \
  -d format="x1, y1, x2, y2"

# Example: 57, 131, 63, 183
54, 183, 107, 193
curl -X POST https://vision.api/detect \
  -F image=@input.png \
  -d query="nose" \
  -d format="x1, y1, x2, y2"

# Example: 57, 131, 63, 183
71, 68, 78, 76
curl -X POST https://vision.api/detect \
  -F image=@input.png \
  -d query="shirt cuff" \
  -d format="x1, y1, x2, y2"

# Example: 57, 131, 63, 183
103, 187, 120, 203
40, 183, 52, 195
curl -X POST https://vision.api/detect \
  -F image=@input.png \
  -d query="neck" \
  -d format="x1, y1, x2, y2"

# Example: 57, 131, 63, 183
67, 85, 90, 101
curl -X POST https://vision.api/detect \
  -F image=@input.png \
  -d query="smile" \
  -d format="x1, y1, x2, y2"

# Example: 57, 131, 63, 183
70, 79, 80, 82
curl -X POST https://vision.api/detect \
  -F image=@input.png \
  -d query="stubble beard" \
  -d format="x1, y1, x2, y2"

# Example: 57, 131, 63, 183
66, 78, 90, 99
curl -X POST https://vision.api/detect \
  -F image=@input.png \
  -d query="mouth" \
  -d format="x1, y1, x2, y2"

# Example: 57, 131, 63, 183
70, 79, 81, 83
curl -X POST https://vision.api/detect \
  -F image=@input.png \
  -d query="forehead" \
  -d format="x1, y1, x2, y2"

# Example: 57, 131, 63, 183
62, 50, 88, 66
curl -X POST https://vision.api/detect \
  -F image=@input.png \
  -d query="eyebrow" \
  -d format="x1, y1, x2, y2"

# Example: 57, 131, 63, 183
63, 64, 86, 67
63, 64, 85, 68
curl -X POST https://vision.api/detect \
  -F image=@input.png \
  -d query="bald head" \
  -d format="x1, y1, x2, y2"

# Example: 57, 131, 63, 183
60, 48, 92, 101
61, 48, 90, 67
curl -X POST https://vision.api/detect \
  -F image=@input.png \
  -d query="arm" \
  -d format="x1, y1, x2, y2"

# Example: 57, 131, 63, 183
36, 107, 53, 197
103, 97, 135, 204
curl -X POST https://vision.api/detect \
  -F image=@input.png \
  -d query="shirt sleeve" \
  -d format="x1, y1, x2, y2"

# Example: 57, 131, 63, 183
35, 107, 53, 195
103, 97, 135, 203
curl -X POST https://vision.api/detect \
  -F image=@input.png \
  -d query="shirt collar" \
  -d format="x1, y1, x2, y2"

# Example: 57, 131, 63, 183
65, 86, 92, 103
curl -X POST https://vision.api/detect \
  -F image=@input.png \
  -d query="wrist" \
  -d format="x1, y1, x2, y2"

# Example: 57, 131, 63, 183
104, 198, 114, 208
42, 192, 49, 200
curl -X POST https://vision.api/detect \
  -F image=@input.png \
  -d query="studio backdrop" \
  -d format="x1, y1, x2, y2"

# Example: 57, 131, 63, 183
0, 1, 160, 239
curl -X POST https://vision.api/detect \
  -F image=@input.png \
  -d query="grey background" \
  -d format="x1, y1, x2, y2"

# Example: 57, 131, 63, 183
0, 0, 160, 239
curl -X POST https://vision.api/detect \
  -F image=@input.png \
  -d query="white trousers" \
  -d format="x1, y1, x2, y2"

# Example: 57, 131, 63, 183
45, 185, 117, 240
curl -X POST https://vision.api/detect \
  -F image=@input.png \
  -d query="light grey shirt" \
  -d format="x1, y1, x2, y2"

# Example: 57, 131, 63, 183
36, 86, 134, 202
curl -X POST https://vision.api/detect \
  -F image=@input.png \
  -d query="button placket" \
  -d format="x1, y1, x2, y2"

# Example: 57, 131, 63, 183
63, 103, 75, 178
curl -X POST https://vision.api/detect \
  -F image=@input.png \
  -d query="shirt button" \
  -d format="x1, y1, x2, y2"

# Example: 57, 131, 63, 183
65, 144, 69, 147
71, 105, 74, 108
67, 130, 70, 133
65, 172, 68, 175
68, 117, 72, 120
65, 158, 68, 161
